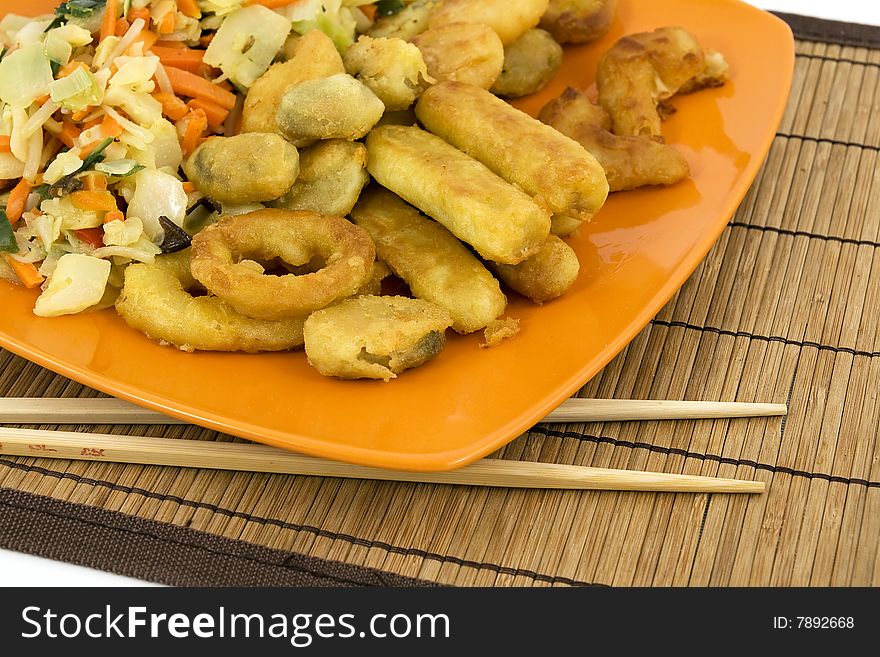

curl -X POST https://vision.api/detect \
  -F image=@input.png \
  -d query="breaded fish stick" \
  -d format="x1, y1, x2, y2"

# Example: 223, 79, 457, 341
490, 234, 580, 303
352, 187, 507, 334
415, 81, 609, 221
365, 125, 550, 265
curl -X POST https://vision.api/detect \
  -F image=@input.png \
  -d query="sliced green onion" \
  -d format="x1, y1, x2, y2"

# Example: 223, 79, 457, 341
0, 210, 18, 253
95, 159, 145, 177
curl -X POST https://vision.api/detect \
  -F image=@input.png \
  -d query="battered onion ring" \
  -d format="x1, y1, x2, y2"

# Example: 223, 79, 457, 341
190, 209, 376, 320
115, 250, 305, 353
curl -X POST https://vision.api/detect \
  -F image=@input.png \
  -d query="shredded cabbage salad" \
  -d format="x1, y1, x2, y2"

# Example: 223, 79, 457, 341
0, 0, 380, 316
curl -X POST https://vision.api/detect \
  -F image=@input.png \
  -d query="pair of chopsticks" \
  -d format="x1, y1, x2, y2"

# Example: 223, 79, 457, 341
0, 397, 786, 494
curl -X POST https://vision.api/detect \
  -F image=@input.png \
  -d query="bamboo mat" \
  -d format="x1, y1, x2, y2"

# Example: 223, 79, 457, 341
2, 14, 880, 587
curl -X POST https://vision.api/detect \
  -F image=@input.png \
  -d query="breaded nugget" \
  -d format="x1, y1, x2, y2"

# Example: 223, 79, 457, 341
412, 23, 504, 90
491, 28, 563, 98
241, 30, 344, 138
368, 0, 437, 40
597, 26, 706, 139
490, 234, 579, 303
416, 81, 608, 221
276, 73, 385, 142
428, 0, 549, 45
351, 187, 507, 334
366, 125, 550, 265
539, 0, 618, 44
343, 36, 433, 111
678, 49, 730, 94
539, 87, 690, 191
304, 295, 452, 381
270, 140, 369, 217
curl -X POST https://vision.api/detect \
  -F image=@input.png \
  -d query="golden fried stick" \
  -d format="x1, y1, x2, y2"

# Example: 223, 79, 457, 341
489, 234, 579, 303
428, 0, 549, 45
539, 0, 618, 44
596, 26, 706, 139
365, 125, 550, 265
415, 81, 608, 221
351, 187, 507, 334
538, 87, 689, 191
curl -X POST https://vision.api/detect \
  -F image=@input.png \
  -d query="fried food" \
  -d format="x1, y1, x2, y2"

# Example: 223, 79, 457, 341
416, 81, 608, 221
480, 317, 520, 348
115, 250, 305, 353
678, 49, 730, 94
366, 125, 550, 265
351, 187, 507, 334
183, 133, 300, 205
489, 234, 580, 303
491, 28, 563, 98
550, 214, 584, 237
367, 0, 437, 40
597, 26, 706, 139
276, 73, 385, 142
270, 140, 369, 217
241, 30, 345, 138
411, 23, 504, 90
539, 87, 690, 191
190, 209, 375, 320
304, 295, 452, 381
539, 0, 618, 44
428, 0, 549, 45
343, 36, 433, 111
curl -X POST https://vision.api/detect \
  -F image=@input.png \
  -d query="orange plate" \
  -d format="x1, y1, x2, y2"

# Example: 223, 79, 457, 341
0, 0, 793, 471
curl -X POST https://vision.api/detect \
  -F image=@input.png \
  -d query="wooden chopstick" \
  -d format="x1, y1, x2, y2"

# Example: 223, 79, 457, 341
0, 427, 764, 493
0, 397, 788, 425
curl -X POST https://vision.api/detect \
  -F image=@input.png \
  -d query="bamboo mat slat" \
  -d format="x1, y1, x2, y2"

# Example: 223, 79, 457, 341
3, 23, 880, 587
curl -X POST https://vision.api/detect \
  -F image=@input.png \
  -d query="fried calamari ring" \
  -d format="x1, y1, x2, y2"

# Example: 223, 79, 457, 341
190, 209, 376, 320
115, 250, 305, 353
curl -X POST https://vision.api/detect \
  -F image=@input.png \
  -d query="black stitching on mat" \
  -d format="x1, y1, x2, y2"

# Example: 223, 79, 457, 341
775, 132, 880, 152
650, 318, 880, 359
796, 52, 880, 69
0, 458, 593, 587
528, 427, 880, 489
728, 221, 880, 249
0, 496, 378, 587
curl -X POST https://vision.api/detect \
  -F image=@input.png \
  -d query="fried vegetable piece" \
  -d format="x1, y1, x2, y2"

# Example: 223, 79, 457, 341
428, 0, 549, 45
276, 73, 385, 142
368, 0, 437, 40
550, 214, 583, 237
366, 125, 550, 265
241, 30, 345, 137
183, 133, 300, 205
116, 250, 305, 353
270, 140, 369, 217
538, 87, 690, 191
678, 49, 730, 94
480, 317, 520, 348
351, 187, 507, 334
539, 0, 618, 44
597, 26, 706, 139
411, 23, 504, 90
416, 81, 608, 221
489, 234, 580, 303
491, 28, 563, 98
190, 209, 376, 320
343, 36, 433, 111
304, 295, 452, 381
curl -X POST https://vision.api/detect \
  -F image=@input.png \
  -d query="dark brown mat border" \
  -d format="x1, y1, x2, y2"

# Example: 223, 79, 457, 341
774, 12, 880, 49
0, 487, 437, 587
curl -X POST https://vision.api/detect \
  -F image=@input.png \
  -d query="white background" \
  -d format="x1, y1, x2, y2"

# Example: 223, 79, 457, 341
1, 0, 879, 587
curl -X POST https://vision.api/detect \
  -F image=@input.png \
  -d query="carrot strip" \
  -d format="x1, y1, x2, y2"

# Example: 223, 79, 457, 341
101, 0, 118, 42
58, 121, 81, 148
74, 227, 105, 249
361, 3, 377, 21
156, 11, 176, 35
246, 0, 308, 9
150, 46, 205, 74
69, 191, 118, 212
181, 181, 196, 193
82, 173, 108, 192
100, 114, 124, 138
131, 29, 159, 52
78, 139, 107, 158
177, 0, 201, 19
5, 179, 32, 225
180, 109, 208, 156
55, 61, 88, 79
164, 66, 237, 110
82, 117, 103, 130
127, 7, 150, 22
0, 136, 10, 152
154, 39, 188, 50
187, 97, 229, 130
198, 33, 214, 48
4, 256, 44, 289
104, 209, 125, 224
152, 91, 189, 121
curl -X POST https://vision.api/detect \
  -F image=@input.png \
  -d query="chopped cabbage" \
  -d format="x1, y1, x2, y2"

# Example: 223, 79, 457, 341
126, 168, 187, 241
0, 42, 54, 108
0, 152, 25, 180
34, 253, 111, 317
43, 150, 84, 184
103, 215, 145, 247
41, 196, 104, 230
203, 5, 291, 90
103, 86, 163, 126
126, 118, 182, 171
95, 159, 144, 177
108, 55, 160, 93
198, 0, 244, 18
48, 66, 103, 112
29, 212, 64, 252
